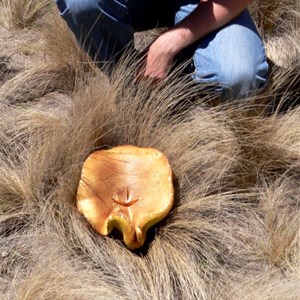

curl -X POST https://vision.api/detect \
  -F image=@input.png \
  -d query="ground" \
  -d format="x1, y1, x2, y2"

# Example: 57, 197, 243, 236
0, 1, 299, 299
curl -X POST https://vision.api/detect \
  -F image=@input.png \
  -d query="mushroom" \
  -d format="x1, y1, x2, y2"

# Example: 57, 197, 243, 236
76, 145, 174, 249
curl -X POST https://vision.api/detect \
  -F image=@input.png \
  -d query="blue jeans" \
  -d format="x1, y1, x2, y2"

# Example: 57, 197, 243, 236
56, 0, 269, 98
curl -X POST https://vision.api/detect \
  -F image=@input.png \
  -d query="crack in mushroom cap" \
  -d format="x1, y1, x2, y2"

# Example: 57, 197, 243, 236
76, 145, 174, 249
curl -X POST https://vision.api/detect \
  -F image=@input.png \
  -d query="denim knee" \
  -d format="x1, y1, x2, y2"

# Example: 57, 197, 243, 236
214, 61, 269, 98
174, 8, 269, 99
192, 61, 268, 99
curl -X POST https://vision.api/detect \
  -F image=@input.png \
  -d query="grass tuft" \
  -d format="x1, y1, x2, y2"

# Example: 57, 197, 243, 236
0, 0, 53, 29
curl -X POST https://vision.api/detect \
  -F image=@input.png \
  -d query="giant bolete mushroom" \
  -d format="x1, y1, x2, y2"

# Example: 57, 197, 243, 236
76, 145, 174, 249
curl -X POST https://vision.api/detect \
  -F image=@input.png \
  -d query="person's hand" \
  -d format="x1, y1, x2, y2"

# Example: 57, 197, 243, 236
136, 31, 181, 83
143, 36, 176, 82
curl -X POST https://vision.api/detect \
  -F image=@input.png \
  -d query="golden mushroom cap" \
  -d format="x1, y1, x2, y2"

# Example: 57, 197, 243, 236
76, 145, 174, 249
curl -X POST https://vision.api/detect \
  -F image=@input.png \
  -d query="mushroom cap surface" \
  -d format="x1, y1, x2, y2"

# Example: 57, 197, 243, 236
77, 145, 174, 249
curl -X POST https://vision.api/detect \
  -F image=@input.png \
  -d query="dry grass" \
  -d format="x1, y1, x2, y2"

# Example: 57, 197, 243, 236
250, 0, 299, 37
0, 0, 53, 29
0, 10, 98, 105
0, 0, 299, 299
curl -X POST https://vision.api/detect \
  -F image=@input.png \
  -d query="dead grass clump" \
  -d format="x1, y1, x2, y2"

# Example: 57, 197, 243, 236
36, 10, 96, 79
0, 62, 76, 105
228, 102, 300, 189
0, 0, 53, 29
250, 0, 298, 37
2, 229, 125, 299
0, 10, 101, 103
265, 28, 300, 68
257, 179, 299, 268
225, 177, 300, 300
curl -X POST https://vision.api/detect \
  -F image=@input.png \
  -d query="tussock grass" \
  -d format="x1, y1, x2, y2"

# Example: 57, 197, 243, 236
37, 11, 96, 78
266, 28, 300, 68
0, 1, 299, 299
0, 62, 76, 105
0, 11, 98, 105
0, 0, 53, 29
250, 0, 298, 37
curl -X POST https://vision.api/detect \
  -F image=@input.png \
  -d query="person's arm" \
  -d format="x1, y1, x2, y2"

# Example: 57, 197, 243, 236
143, 0, 253, 80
